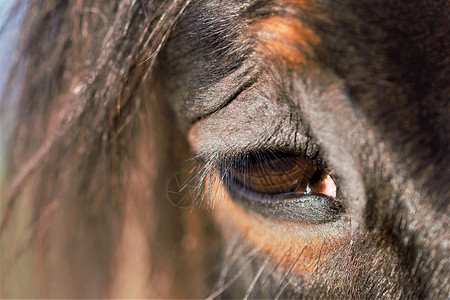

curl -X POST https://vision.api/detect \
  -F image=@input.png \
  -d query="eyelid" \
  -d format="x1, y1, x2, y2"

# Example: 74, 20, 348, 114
186, 89, 310, 157
227, 184, 344, 224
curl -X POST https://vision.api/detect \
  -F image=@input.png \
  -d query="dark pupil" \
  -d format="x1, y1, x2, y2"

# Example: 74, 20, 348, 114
232, 155, 319, 194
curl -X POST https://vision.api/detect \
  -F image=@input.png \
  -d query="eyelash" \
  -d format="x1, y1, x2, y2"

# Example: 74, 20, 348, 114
168, 136, 343, 226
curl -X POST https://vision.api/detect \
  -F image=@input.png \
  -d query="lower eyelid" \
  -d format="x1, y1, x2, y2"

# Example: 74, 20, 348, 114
227, 185, 344, 224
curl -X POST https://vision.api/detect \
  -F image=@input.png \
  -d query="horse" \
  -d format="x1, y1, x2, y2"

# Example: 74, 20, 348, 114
1, 0, 448, 298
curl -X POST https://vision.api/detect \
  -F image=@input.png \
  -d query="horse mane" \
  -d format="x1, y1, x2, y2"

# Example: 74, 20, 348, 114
1, 0, 219, 297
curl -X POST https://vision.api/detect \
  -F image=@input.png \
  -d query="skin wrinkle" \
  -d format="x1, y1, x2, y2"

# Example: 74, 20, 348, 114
187, 77, 310, 156
178, 62, 260, 127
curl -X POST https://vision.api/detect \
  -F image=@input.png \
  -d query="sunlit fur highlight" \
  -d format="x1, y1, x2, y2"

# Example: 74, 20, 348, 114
252, 16, 318, 68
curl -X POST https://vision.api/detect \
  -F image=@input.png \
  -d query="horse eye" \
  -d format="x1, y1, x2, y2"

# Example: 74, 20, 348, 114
219, 152, 342, 224
230, 154, 336, 197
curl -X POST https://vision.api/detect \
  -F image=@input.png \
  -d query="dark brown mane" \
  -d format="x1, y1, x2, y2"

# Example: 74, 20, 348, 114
1, 0, 219, 297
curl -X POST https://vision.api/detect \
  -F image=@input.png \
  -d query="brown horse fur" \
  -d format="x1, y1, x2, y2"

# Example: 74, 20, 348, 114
1, 0, 448, 298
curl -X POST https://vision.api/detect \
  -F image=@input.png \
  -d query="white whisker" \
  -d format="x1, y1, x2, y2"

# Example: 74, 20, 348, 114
206, 246, 262, 300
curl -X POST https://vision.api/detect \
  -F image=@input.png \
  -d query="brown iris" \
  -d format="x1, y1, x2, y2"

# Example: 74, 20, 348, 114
232, 154, 337, 198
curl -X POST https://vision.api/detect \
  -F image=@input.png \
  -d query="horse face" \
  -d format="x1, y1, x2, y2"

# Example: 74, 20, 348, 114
160, 0, 449, 298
